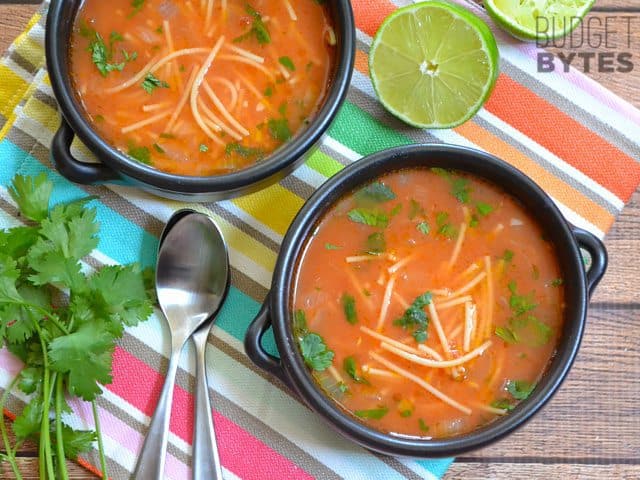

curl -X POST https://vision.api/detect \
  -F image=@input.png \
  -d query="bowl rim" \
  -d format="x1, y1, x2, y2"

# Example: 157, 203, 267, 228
269, 143, 589, 457
45, 0, 355, 193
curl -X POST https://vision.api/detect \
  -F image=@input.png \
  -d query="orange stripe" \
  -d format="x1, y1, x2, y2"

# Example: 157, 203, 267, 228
355, 49, 369, 77
350, 0, 396, 37
351, 57, 613, 230
455, 121, 615, 233
486, 75, 640, 202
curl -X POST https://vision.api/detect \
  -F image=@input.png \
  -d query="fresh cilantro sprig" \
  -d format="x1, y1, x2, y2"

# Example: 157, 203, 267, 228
88, 31, 137, 77
0, 174, 154, 480
293, 310, 334, 371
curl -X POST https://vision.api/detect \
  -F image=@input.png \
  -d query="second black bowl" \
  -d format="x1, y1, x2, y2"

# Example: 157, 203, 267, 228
245, 144, 607, 457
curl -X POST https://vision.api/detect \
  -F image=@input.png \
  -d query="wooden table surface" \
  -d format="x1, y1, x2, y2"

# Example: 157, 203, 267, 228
0, 1, 638, 479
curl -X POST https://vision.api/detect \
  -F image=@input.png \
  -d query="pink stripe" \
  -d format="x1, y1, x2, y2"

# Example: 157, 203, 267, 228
0, 348, 25, 376
69, 397, 190, 480
109, 347, 314, 480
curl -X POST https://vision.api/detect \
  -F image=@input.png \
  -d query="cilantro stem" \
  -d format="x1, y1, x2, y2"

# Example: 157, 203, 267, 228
0, 376, 23, 480
32, 322, 55, 480
91, 400, 108, 480
55, 376, 69, 480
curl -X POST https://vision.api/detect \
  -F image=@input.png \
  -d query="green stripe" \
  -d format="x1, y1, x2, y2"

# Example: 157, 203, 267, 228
305, 150, 343, 178
329, 101, 412, 155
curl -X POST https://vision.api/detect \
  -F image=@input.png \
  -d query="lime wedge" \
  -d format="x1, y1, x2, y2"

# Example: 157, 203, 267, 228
485, 0, 595, 41
369, 1, 499, 129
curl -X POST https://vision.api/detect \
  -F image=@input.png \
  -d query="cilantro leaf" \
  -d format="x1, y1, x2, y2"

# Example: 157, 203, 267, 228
431, 168, 471, 203
418, 418, 430, 431
55, 424, 97, 460
476, 201, 494, 217
293, 309, 308, 337
366, 231, 386, 255
128, 145, 151, 164
507, 380, 536, 400
347, 208, 389, 228
26, 238, 85, 290
267, 118, 292, 142
393, 292, 432, 343
436, 211, 458, 239
354, 406, 388, 420
49, 324, 114, 401
343, 356, 369, 384
508, 281, 538, 315
233, 4, 270, 44
278, 56, 295, 71
502, 250, 514, 262
9, 173, 52, 221
324, 243, 342, 250
0, 255, 22, 303
416, 222, 430, 235
408, 199, 425, 220
355, 182, 396, 204
12, 397, 43, 440
490, 398, 515, 411
142, 72, 169, 94
0, 227, 40, 260
495, 325, 518, 344
225, 142, 264, 159
18, 367, 42, 395
87, 264, 154, 330
341, 293, 357, 325
300, 333, 334, 371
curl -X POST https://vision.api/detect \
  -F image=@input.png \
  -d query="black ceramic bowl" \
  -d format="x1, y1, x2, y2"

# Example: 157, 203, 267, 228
245, 144, 607, 457
45, 0, 354, 202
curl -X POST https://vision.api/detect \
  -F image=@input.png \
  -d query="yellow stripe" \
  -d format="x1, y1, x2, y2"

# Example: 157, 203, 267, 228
232, 183, 304, 236
21, 96, 59, 131
13, 36, 45, 70
0, 65, 29, 118
189, 205, 277, 271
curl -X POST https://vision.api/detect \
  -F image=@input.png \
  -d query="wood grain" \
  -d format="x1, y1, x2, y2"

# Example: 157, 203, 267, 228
0, 3, 639, 480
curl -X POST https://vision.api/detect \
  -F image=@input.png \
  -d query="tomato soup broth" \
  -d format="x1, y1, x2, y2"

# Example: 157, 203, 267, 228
292, 169, 565, 438
70, 0, 335, 175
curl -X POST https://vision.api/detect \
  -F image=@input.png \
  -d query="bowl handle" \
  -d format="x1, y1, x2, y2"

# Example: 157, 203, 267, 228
244, 298, 291, 387
571, 227, 608, 298
51, 117, 120, 184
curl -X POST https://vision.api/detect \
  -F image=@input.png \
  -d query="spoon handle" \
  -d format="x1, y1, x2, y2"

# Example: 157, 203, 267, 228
192, 327, 224, 480
133, 339, 184, 480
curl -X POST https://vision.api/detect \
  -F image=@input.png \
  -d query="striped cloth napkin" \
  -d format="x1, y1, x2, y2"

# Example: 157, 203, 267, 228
1, 1, 639, 479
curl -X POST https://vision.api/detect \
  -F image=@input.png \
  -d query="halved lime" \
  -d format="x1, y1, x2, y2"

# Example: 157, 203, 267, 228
369, 1, 499, 129
485, 0, 595, 42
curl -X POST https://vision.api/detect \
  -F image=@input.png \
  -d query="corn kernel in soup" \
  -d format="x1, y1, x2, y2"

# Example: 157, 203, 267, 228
292, 168, 565, 438
69, 0, 335, 176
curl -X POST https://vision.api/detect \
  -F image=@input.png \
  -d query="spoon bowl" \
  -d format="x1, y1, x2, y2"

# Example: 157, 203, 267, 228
133, 210, 229, 480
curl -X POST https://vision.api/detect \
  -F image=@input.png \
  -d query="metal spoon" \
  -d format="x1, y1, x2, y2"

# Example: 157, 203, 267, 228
133, 210, 229, 480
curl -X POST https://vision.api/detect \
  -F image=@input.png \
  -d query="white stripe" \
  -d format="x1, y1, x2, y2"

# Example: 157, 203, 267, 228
218, 200, 283, 244
291, 162, 330, 188
551, 197, 604, 239
476, 109, 624, 208
396, 459, 439, 480
0, 57, 33, 83
322, 135, 362, 162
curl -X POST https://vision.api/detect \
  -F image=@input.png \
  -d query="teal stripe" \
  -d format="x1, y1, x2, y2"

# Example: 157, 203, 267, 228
329, 101, 412, 155
416, 458, 455, 479
0, 139, 277, 353
0, 140, 157, 268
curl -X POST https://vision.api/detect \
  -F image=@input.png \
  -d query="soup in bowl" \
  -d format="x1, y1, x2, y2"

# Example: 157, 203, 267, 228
245, 144, 607, 456
45, 0, 354, 200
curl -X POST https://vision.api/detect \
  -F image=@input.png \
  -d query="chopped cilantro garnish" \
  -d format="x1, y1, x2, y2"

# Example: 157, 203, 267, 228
490, 398, 515, 411
355, 182, 396, 204
300, 333, 334, 371
393, 292, 432, 343
278, 56, 296, 71
417, 222, 430, 235
225, 142, 264, 159
343, 356, 369, 384
507, 380, 536, 400
141, 72, 169, 94
431, 168, 471, 203
325, 243, 342, 250
418, 418, 430, 432
128, 0, 146, 17
476, 201, 494, 216
550, 278, 563, 287
347, 209, 389, 228
233, 4, 270, 45
152, 143, 165, 154
366, 232, 386, 255
264, 84, 274, 97
199, 144, 209, 153
354, 407, 388, 420
88, 32, 136, 77
502, 250, 514, 262
508, 281, 537, 315
267, 118, 292, 142
436, 211, 458, 239
341, 294, 357, 325
128, 145, 151, 164
408, 199, 425, 220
